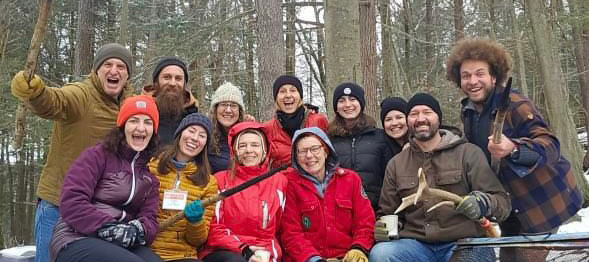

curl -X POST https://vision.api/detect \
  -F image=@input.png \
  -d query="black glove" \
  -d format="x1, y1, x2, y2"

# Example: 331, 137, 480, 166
456, 191, 492, 220
241, 244, 254, 260
97, 219, 145, 248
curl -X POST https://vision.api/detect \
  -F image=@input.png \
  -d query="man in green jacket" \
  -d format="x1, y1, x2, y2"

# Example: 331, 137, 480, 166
10, 43, 133, 262
370, 93, 511, 262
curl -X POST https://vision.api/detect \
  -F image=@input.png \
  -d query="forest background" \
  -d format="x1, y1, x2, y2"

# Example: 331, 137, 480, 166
1, 0, 589, 248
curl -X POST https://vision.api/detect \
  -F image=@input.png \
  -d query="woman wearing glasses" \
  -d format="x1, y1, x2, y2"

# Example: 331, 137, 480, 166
208, 82, 247, 173
280, 127, 374, 262
264, 75, 328, 168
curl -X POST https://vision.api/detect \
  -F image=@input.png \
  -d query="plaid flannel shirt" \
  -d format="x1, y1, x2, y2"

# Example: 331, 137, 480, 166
462, 90, 583, 233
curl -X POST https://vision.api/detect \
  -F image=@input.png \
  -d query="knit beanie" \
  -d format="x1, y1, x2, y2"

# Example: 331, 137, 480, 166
93, 43, 133, 76
272, 75, 303, 100
117, 95, 160, 133
210, 82, 245, 111
332, 82, 366, 113
152, 56, 189, 85
380, 97, 407, 127
173, 113, 212, 139
407, 93, 443, 124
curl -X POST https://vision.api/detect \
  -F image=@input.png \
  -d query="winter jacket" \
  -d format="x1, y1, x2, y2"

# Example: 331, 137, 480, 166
149, 158, 218, 261
12, 72, 133, 206
208, 127, 230, 173
378, 130, 511, 242
264, 110, 328, 168
142, 84, 199, 145
280, 127, 374, 262
200, 122, 289, 261
49, 143, 160, 260
329, 127, 393, 210
462, 91, 583, 233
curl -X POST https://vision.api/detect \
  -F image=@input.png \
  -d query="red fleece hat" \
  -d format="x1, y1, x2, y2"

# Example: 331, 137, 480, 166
117, 95, 160, 133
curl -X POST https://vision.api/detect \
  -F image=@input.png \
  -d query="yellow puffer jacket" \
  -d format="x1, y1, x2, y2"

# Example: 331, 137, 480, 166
149, 158, 218, 261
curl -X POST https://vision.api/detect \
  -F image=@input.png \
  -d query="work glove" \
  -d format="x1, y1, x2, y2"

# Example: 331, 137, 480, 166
342, 249, 368, 262
11, 71, 46, 99
184, 199, 204, 223
374, 221, 390, 242
97, 219, 145, 248
456, 191, 492, 220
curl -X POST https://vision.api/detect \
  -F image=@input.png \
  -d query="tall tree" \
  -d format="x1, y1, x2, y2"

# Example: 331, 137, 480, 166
119, 0, 129, 46
570, 0, 589, 137
453, 0, 464, 41
378, 0, 397, 97
508, 0, 529, 96
285, 0, 296, 75
525, 0, 589, 199
255, 0, 286, 121
325, 0, 361, 116
74, 0, 94, 78
360, 0, 378, 120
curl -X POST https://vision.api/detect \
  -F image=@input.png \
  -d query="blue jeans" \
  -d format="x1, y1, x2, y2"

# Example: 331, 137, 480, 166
34, 199, 60, 262
369, 239, 455, 262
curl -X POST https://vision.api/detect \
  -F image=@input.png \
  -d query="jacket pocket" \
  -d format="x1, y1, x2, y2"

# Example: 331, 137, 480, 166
435, 170, 468, 196
397, 176, 418, 191
300, 200, 319, 232
335, 198, 353, 232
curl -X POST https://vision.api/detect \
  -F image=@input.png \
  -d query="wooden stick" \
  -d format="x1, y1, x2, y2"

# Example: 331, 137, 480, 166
14, 0, 53, 150
158, 194, 222, 231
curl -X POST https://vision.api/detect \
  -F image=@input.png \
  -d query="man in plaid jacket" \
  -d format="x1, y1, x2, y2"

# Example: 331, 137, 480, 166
446, 38, 583, 262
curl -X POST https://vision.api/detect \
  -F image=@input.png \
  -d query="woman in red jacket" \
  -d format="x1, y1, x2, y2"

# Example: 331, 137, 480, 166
280, 127, 374, 262
264, 75, 328, 168
200, 122, 288, 262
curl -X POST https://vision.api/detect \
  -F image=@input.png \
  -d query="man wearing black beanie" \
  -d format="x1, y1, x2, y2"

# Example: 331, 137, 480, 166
143, 56, 199, 145
371, 92, 510, 262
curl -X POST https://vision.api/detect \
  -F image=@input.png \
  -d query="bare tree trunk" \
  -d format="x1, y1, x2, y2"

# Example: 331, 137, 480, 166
453, 0, 464, 41
424, 0, 434, 87
211, 0, 227, 89
488, 0, 497, 40
325, 0, 361, 117
243, 0, 258, 118
119, 0, 129, 45
378, 0, 396, 97
360, 0, 378, 121
509, 0, 529, 96
525, 0, 589, 200
570, 0, 589, 139
74, 0, 94, 78
285, 0, 296, 75
142, 0, 159, 87
255, 0, 286, 121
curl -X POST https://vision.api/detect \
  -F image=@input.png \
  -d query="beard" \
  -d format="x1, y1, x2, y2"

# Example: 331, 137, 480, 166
156, 88, 185, 120
410, 121, 439, 142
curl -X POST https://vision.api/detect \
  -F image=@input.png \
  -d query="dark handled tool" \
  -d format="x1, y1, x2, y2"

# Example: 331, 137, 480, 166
158, 165, 287, 231
490, 77, 513, 173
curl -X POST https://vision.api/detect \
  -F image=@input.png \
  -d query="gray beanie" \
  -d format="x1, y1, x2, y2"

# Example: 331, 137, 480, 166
92, 43, 133, 76
210, 82, 245, 111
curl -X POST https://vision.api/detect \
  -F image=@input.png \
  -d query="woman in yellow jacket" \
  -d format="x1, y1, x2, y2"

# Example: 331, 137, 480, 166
150, 113, 218, 262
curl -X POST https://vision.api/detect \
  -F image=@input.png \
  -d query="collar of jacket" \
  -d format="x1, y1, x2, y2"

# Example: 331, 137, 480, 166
408, 130, 466, 153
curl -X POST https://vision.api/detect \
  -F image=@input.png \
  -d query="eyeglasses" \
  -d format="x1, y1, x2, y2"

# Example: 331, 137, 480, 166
296, 145, 323, 157
218, 102, 239, 110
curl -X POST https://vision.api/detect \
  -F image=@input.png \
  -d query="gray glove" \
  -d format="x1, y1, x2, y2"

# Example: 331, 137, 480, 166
97, 219, 145, 248
456, 191, 492, 220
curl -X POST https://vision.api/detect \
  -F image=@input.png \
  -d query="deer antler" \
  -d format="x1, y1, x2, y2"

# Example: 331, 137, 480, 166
394, 168, 499, 238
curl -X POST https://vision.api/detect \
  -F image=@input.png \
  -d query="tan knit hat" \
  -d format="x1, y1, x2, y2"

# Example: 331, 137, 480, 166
210, 82, 245, 111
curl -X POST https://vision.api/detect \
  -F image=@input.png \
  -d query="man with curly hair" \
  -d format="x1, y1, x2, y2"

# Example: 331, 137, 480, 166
446, 38, 583, 262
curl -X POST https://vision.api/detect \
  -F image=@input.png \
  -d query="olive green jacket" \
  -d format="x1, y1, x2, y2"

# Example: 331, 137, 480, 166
15, 72, 133, 205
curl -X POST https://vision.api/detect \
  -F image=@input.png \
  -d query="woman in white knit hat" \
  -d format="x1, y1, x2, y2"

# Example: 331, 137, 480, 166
208, 82, 247, 173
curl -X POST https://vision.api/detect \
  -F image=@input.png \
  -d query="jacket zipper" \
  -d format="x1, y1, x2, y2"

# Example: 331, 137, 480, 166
123, 152, 140, 206
262, 200, 268, 229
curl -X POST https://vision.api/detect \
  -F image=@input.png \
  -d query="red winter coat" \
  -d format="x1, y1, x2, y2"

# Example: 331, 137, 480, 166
200, 122, 289, 261
264, 111, 328, 168
280, 167, 375, 262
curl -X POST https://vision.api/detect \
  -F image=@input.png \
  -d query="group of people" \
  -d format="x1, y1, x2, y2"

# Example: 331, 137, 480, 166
10, 38, 582, 262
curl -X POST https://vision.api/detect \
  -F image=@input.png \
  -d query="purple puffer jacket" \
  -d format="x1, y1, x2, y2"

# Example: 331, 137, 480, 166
49, 143, 160, 260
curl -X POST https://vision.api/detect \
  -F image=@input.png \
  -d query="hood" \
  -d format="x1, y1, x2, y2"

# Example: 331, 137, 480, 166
290, 127, 339, 174
227, 121, 270, 168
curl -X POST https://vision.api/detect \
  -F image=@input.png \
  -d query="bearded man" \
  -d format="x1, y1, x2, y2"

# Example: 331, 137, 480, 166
143, 56, 199, 144
370, 93, 510, 262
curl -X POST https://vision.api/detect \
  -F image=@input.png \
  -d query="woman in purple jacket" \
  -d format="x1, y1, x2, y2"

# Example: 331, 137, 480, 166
49, 95, 162, 262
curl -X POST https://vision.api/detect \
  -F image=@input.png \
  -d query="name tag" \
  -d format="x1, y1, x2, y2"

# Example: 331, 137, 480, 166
162, 190, 188, 210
